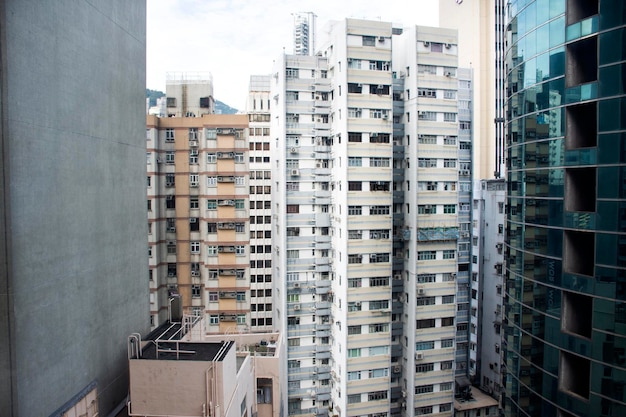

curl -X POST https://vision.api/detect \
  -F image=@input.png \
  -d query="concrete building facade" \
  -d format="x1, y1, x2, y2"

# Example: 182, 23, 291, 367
0, 1, 149, 416
146, 113, 250, 333
472, 179, 506, 399
246, 75, 275, 332
503, 1, 626, 416
271, 19, 466, 417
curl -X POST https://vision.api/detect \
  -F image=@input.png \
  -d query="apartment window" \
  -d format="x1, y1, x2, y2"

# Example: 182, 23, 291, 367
369, 109, 388, 119
417, 274, 436, 283
165, 151, 175, 164
416, 406, 433, 415
348, 254, 362, 264
167, 242, 176, 254
369, 253, 390, 263
370, 205, 390, 215
443, 204, 456, 214
369, 300, 389, 310
418, 205, 436, 214
370, 157, 390, 167
189, 197, 199, 209
235, 246, 245, 255
417, 297, 435, 306
190, 241, 200, 254
189, 149, 198, 164
235, 176, 245, 186
165, 128, 175, 142
348, 325, 361, 335
444, 90, 456, 99
442, 295, 455, 304
418, 251, 436, 261
348, 181, 362, 191
207, 200, 217, 210
418, 88, 436, 98
368, 391, 388, 401
369, 229, 389, 239
369, 368, 388, 378
348, 348, 361, 358
443, 112, 457, 122
443, 250, 455, 259
189, 174, 199, 187
418, 158, 437, 168
441, 339, 454, 348
369, 323, 388, 333
166, 196, 176, 209
286, 68, 299, 79
369, 346, 388, 357
348, 58, 362, 69
370, 133, 390, 143
234, 152, 244, 163
348, 107, 362, 118
348, 157, 362, 167
188, 128, 198, 141
443, 159, 456, 168
207, 246, 218, 256
348, 230, 362, 239
207, 153, 217, 163
415, 384, 434, 394
418, 64, 437, 74
191, 285, 201, 298
441, 361, 453, 370
147, 176, 151, 187
418, 134, 437, 144
348, 132, 362, 142
362, 35, 376, 46
370, 277, 389, 287
209, 315, 219, 324
348, 278, 362, 287
416, 363, 435, 373
347, 394, 361, 404
286, 204, 299, 213
416, 341, 435, 351
440, 382, 453, 391
418, 111, 436, 121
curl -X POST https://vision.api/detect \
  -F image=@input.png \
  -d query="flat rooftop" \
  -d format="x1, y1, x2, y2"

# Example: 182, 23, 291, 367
140, 341, 233, 362
454, 388, 499, 412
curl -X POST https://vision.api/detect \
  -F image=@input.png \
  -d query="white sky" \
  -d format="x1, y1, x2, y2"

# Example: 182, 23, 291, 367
147, 0, 440, 110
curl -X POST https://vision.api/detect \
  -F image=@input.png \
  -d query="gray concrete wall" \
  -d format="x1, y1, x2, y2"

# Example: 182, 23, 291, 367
0, 1, 149, 416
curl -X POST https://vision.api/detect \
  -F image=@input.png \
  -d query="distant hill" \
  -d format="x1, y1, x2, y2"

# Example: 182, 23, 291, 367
146, 89, 238, 114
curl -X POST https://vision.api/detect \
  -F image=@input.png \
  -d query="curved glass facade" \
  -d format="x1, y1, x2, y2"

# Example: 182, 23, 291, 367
504, 1, 626, 416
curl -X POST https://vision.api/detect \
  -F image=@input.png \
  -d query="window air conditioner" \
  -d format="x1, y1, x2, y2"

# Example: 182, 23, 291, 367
415, 352, 424, 360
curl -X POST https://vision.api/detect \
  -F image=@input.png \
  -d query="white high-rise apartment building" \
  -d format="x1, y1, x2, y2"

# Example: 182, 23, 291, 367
472, 179, 506, 399
293, 12, 317, 56
271, 19, 465, 417
246, 75, 274, 331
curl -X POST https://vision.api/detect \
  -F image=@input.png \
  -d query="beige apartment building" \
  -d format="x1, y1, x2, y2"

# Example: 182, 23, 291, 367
146, 113, 251, 333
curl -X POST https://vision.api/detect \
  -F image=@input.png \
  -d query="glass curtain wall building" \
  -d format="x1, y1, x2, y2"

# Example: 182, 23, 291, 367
503, 0, 626, 416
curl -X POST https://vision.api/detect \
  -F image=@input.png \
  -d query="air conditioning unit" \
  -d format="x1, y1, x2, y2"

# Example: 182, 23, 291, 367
216, 128, 223, 134
355, 301, 361, 307
382, 114, 389, 120
401, 390, 407, 398
167, 227, 176, 232
445, 71, 453, 77
294, 304, 301, 310
378, 36, 385, 42
294, 282, 300, 288
377, 85, 384, 90
445, 43, 452, 49
191, 270, 200, 277
393, 366, 401, 373
417, 287, 425, 295
463, 170, 470, 176
189, 218, 197, 223
290, 147, 298, 153
415, 352, 424, 360
394, 274, 402, 280
423, 41, 430, 47
290, 169, 300, 176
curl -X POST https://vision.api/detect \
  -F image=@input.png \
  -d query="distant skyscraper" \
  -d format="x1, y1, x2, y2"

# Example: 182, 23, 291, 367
246, 75, 274, 332
0, 1, 149, 416
293, 12, 317, 56
503, 1, 626, 416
